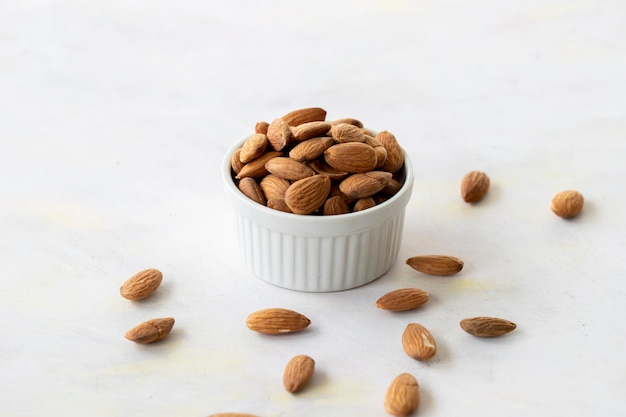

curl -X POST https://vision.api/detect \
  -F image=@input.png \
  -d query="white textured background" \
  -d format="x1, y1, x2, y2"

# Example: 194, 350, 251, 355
1, 1, 625, 416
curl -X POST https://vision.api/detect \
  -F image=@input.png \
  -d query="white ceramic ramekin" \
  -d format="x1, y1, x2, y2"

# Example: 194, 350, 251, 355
222, 138, 414, 292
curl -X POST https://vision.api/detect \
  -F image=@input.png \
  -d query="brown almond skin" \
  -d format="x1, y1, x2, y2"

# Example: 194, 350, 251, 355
460, 317, 517, 337
307, 159, 349, 181
289, 137, 334, 162
353, 197, 376, 212
551, 190, 584, 218
284, 175, 331, 215
267, 198, 293, 213
259, 174, 291, 201
330, 117, 363, 128
384, 373, 420, 417
406, 255, 464, 276
376, 288, 429, 311
323, 195, 351, 216
230, 148, 244, 175
402, 323, 437, 361
254, 121, 269, 135
264, 157, 316, 181
324, 142, 378, 173
281, 107, 327, 127
266, 118, 292, 151
238, 177, 266, 206
235, 151, 283, 179
120, 268, 163, 300
246, 308, 311, 335
461, 170, 490, 203
377, 130, 404, 173
291, 121, 332, 141
239, 133, 268, 164
125, 317, 175, 344
283, 354, 315, 393
330, 123, 365, 143
339, 171, 392, 199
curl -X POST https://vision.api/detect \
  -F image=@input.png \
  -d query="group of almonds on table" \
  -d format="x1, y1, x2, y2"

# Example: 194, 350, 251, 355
120, 108, 585, 417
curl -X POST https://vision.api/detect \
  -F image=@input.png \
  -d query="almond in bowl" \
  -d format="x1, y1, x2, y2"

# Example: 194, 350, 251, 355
222, 107, 414, 292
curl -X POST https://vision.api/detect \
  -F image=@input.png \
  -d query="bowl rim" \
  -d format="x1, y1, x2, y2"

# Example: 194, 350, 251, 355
222, 136, 414, 233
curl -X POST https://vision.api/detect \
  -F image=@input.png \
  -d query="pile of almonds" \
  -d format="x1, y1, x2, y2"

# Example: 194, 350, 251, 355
230, 107, 406, 215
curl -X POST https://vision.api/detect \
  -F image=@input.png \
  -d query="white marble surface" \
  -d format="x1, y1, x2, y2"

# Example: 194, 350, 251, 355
1, 1, 626, 416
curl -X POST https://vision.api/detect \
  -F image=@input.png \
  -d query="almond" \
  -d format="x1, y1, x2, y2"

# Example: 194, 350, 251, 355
239, 133, 268, 164
339, 171, 392, 199
283, 354, 315, 393
267, 198, 292, 213
375, 288, 429, 311
284, 175, 331, 215
324, 142, 378, 173
246, 308, 311, 335
307, 159, 349, 181
384, 373, 420, 417
406, 255, 464, 276
330, 117, 363, 128
402, 323, 437, 361
461, 170, 490, 203
289, 137, 334, 162
266, 118, 292, 151
238, 177, 266, 206
353, 197, 376, 212
259, 174, 291, 200
330, 123, 365, 143
230, 148, 244, 175
125, 317, 175, 344
551, 190, 584, 218
235, 151, 282, 179
254, 121, 269, 135
265, 157, 316, 181
376, 131, 404, 173
120, 268, 163, 300
323, 195, 351, 216
460, 316, 517, 337
291, 121, 332, 141
281, 107, 327, 127
382, 178, 403, 195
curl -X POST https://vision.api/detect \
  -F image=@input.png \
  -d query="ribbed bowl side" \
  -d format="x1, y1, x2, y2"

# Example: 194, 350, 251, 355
235, 210, 406, 292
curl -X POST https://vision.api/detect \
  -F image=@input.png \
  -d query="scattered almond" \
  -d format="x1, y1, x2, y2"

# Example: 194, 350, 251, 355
551, 190, 584, 218
125, 317, 175, 344
120, 268, 163, 300
406, 255, 464, 276
402, 323, 437, 361
460, 316, 517, 337
376, 288, 429, 311
283, 354, 315, 393
246, 308, 311, 335
384, 373, 420, 417
461, 170, 490, 203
